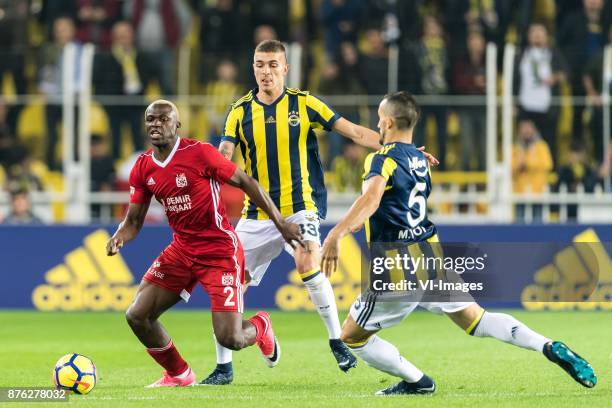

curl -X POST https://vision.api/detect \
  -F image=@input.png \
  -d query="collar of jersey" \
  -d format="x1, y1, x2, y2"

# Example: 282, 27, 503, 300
253, 86, 287, 106
385, 141, 414, 147
152, 137, 181, 168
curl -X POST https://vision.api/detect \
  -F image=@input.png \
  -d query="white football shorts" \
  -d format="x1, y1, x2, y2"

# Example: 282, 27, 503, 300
235, 210, 320, 286
350, 292, 475, 331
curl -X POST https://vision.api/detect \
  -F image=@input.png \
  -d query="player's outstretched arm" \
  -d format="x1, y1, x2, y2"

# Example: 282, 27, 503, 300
320, 176, 386, 276
227, 168, 304, 249
332, 117, 382, 150
332, 119, 440, 166
106, 202, 149, 256
218, 141, 236, 161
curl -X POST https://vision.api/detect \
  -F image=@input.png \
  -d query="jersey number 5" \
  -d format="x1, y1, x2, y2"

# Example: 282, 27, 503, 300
407, 182, 427, 228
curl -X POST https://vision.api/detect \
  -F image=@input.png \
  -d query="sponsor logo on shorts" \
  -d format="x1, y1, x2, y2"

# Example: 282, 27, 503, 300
222, 273, 234, 286
148, 269, 165, 280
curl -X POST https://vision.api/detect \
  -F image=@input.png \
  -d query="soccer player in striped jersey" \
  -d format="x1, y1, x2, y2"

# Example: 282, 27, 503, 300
202, 39, 438, 385
321, 91, 596, 395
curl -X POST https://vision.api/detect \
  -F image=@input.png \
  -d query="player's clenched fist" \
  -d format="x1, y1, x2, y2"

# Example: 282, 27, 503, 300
106, 236, 123, 256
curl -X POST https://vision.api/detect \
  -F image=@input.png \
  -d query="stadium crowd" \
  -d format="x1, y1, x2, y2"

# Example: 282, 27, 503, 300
0, 0, 611, 223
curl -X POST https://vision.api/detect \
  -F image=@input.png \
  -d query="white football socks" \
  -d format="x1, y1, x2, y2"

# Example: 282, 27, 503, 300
214, 333, 233, 365
351, 335, 423, 382
473, 312, 551, 352
302, 271, 342, 339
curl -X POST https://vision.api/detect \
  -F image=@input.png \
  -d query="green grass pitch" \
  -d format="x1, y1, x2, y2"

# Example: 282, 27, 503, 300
1, 310, 610, 407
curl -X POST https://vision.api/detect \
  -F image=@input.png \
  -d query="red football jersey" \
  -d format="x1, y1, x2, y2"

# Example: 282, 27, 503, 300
129, 138, 239, 258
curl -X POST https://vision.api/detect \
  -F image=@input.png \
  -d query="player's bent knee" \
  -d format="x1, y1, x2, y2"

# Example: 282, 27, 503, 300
341, 328, 372, 348
296, 259, 319, 275
216, 332, 246, 351
125, 308, 144, 329
125, 306, 154, 329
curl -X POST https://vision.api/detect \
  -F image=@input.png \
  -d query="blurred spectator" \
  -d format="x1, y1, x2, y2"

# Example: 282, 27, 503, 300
1, 186, 43, 225
330, 141, 366, 193
248, 0, 289, 42
75, 0, 122, 49
320, 0, 365, 59
93, 21, 147, 160
414, 16, 449, 170
599, 143, 612, 179
3, 151, 44, 193
582, 25, 612, 165
0, 125, 26, 174
38, 16, 83, 170
0, 0, 29, 137
90, 134, 115, 221
204, 59, 241, 142
555, 140, 599, 220
123, 0, 192, 95
452, 30, 487, 170
445, 0, 508, 60
516, 22, 566, 165
38, 0, 78, 38
254, 24, 278, 46
116, 139, 165, 223
198, 0, 245, 84
557, 0, 609, 139
512, 118, 553, 222
199, 0, 243, 55
319, 43, 364, 167
357, 27, 388, 129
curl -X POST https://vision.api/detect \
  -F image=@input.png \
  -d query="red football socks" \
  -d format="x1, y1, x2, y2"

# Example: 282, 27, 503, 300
146, 340, 189, 377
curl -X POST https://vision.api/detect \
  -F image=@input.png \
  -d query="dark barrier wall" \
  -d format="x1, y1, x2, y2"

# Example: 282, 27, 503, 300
0, 225, 610, 311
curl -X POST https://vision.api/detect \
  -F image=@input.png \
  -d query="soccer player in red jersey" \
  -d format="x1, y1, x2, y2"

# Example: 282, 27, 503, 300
106, 99, 303, 387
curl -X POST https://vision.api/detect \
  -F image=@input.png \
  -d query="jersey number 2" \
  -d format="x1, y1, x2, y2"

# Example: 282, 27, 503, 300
223, 286, 235, 307
407, 182, 427, 228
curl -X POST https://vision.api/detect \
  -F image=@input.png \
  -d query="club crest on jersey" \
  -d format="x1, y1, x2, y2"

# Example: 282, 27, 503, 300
288, 111, 300, 127
221, 273, 234, 286
175, 173, 188, 188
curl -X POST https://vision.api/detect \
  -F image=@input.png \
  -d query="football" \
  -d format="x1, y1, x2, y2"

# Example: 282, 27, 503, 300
53, 353, 97, 395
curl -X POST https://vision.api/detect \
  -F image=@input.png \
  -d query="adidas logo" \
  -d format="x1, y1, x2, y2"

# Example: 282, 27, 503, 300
521, 228, 612, 311
32, 229, 138, 311
147, 177, 155, 185
511, 326, 519, 339
265, 115, 276, 124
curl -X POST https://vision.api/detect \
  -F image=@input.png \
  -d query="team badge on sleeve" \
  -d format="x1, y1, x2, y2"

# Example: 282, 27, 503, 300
175, 173, 188, 188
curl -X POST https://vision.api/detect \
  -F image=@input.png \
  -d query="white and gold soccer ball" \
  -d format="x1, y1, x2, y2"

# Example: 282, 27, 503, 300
53, 353, 97, 395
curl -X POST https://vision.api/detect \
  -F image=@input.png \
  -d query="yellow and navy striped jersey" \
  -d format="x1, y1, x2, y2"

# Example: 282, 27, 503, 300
222, 87, 340, 219
363, 142, 437, 245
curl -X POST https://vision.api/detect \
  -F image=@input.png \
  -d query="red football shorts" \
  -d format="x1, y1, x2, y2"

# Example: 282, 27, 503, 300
142, 242, 245, 313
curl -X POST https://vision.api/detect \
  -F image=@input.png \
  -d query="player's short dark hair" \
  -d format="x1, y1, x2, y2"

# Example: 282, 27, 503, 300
255, 40, 286, 55
382, 91, 420, 130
